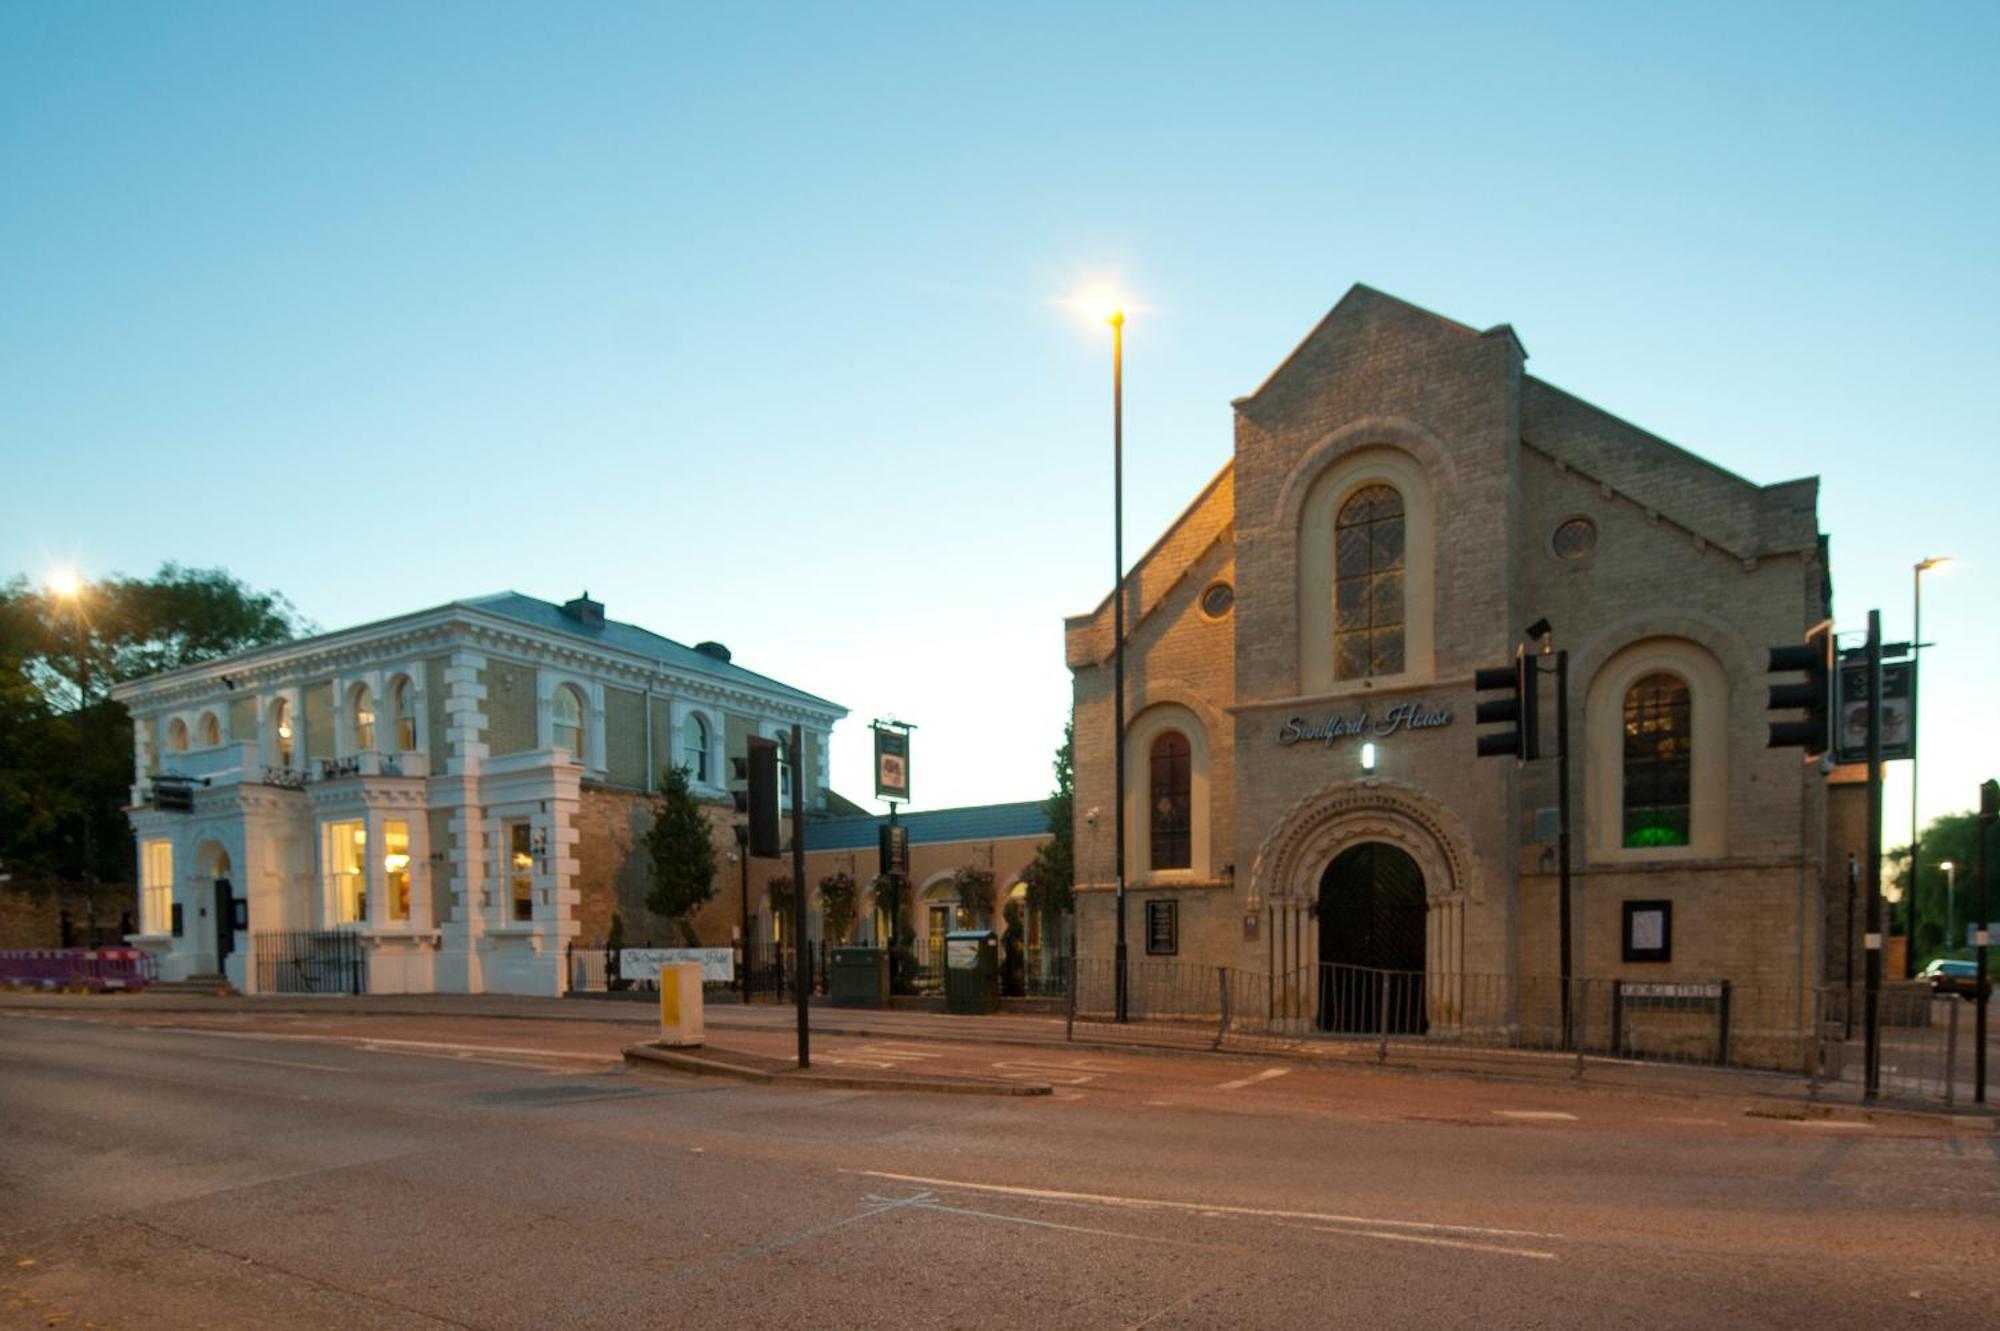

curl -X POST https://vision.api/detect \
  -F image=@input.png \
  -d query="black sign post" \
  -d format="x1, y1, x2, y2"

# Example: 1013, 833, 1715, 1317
1977, 778, 1995, 1105
1862, 611, 1884, 1102
791, 723, 809, 1070
870, 718, 915, 993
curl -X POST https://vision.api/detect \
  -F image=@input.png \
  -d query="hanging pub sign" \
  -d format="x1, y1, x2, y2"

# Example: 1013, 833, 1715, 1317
1834, 657, 1913, 764
873, 725, 911, 802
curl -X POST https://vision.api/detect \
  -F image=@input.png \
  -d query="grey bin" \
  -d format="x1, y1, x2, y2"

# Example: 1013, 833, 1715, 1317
943, 930, 1000, 1015
829, 946, 889, 1008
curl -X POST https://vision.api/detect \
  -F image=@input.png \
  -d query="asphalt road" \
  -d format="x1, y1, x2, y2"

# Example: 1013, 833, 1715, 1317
3, 1007, 1996, 1329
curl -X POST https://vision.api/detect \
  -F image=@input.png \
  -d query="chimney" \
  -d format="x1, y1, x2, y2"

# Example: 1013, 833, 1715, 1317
560, 592, 605, 628
694, 641, 731, 663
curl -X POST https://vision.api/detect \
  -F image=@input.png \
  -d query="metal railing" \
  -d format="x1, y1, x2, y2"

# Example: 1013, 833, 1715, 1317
1068, 959, 1812, 1072
253, 930, 367, 995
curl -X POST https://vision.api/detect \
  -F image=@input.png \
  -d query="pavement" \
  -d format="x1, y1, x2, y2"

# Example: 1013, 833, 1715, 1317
3, 994, 1998, 1328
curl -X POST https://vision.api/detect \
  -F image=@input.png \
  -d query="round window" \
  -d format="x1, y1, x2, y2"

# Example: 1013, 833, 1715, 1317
1199, 582, 1235, 619
1552, 517, 1597, 561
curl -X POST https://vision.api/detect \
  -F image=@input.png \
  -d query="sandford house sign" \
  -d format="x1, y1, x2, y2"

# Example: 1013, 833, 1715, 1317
1275, 701, 1453, 747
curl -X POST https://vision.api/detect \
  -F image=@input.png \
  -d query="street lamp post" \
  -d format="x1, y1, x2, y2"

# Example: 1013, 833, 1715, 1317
1109, 306, 1129, 1025
1907, 555, 1950, 974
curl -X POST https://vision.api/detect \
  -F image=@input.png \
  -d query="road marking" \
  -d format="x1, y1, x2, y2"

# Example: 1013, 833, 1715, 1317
1793, 1120, 1874, 1131
1216, 1067, 1291, 1091
1493, 1110, 1578, 1121
1305, 1224, 1556, 1261
850, 1170, 1561, 1240
199, 1052, 346, 1074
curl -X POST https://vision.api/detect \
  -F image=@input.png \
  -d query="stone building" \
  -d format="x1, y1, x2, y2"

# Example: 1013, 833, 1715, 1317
1064, 285, 1835, 1054
111, 591, 843, 996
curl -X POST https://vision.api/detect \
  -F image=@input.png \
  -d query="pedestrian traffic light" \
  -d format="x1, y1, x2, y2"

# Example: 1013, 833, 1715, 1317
731, 736, 780, 857
1474, 646, 1538, 761
1766, 624, 1833, 753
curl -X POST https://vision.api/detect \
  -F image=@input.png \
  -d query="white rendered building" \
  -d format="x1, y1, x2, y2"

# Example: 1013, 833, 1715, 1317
113, 592, 843, 995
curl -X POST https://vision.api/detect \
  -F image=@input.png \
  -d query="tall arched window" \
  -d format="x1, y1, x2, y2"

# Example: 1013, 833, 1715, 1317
167, 718, 189, 752
1623, 673, 1692, 848
1334, 484, 1405, 680
392, 676, 417, 751
1149, 731, 1191, 871
552, 685, 585, 763
351, 684, 375, 751
271, 698, 294, 767
198, 712, 221, 747
683, 713, 710, 783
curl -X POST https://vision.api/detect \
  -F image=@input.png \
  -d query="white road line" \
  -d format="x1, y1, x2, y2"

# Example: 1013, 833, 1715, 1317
1307, 1225, 1557, 1261
850, 1170, 1561, 1240
1793, 1120, 1874, 1130
1493, 1110, 1578, 1121
145, 1025, 613, 1066
198, 1052, 345, 1074
1216, 1067, 1291, 1091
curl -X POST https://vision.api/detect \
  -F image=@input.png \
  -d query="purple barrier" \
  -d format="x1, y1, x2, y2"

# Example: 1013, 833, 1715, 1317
0, 948, 157, 991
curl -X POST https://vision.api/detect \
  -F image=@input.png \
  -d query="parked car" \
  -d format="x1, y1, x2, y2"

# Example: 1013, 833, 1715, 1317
1919, 959, 1991, 1001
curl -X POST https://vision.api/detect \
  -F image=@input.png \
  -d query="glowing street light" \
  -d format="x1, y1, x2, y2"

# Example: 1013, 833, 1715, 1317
1906, 554, 1954, 974
1063, 282, 1134, 1022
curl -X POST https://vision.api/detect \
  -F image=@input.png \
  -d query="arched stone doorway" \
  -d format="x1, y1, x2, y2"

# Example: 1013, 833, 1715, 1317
1248, 779, 1480, 1034
1315, 841, 1426, 1033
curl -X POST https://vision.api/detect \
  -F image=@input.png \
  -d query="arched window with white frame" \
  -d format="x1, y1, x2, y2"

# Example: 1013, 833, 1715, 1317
270, 698, 295, 767
167, 717, 189, 752
1297, 446, 1437, 694
197, 711, 221, 748
351, 683, 375, 751
682, 712, 710, 783
391, 675, 417, 751
552, 684, 586, 764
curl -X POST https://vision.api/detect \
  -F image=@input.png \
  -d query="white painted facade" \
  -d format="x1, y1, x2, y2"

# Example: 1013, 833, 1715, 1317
112, 594, 841, 996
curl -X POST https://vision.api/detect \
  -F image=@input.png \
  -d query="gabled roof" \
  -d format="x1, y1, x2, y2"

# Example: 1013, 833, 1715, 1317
460, 592, 840, 710
804, 800, 1051, 852
1232, 283, 1505, 408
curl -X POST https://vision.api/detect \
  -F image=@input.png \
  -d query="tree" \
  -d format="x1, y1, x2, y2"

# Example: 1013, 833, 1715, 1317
1025, 713, 1075, 920
1889, 810, 1992, 965
644, 765, 717, 945
0, 564, 305, 885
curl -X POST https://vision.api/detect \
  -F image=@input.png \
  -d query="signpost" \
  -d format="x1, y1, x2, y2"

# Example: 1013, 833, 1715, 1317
871, 717, 915, 991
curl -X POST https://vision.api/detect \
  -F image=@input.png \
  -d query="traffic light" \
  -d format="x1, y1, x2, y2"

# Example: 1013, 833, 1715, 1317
731, 735, 780, 857
1474, 646, 1539, 760
1766, 624, 1833, 753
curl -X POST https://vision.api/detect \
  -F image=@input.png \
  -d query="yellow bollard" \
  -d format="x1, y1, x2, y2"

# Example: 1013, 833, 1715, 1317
659, 962, 705, 1048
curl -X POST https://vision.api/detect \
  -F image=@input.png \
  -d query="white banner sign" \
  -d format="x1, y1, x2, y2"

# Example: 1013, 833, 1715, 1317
619, 948, 734, 983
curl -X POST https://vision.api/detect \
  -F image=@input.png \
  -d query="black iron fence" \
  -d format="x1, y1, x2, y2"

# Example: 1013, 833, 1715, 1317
253, 930, 366, 995
740, 940, 828, 1001
1064, 957, 1986, 1104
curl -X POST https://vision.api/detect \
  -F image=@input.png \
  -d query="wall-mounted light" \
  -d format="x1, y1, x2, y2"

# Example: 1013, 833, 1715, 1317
1360, 742, 1377, 775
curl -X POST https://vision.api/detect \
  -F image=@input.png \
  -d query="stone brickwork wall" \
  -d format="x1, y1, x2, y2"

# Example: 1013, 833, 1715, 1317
1065, 285, 1829, 1002
483, 660, 537, 756
603, 685, 646, 788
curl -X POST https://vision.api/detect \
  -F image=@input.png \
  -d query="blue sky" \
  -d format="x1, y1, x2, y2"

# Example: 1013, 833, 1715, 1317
3, 2, 1995, 834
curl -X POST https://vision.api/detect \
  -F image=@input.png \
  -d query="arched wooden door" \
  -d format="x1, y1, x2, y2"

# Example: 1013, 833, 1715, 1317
1316, 842, 1427, 1034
